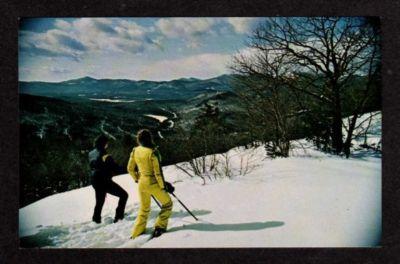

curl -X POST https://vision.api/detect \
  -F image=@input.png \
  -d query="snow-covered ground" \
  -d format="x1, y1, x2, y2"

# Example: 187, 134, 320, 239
19, 112, 381, 248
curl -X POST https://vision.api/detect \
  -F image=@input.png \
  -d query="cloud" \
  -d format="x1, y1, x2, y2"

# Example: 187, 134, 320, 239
19, 67, 31, 75
137, 52, 232, 81
235, 46, 260, 58
116, 20, 147, 38
19, 29, 87, 61
227, 18, 259, 34
156, 18, 217, 38
54, 19, 71, 30
69, 18, 133, 52
19, 17, 261, 62
71, 18, 116, 35
92, 19, 118, 34
19, 18, 260, 81
67, 18, 160, 54
20, 18, 161, 61
48, 66, 71, 74
55, 33, 87, 51
154, 17, 261, 48
156, 18, 219, 48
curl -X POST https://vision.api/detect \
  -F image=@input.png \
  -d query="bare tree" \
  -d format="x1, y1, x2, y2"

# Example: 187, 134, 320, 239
343, 111, 380, 151
231, 41, 296, 157
233, 17, 380, 157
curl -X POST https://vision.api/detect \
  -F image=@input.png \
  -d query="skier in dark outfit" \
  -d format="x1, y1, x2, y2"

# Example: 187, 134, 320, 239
89, 135, 128, 224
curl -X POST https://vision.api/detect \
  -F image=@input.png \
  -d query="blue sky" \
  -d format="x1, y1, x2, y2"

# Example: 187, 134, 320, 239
19, 17, 263, 82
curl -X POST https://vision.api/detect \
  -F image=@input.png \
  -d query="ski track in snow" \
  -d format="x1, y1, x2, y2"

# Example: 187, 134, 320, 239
19, 112, 382, 248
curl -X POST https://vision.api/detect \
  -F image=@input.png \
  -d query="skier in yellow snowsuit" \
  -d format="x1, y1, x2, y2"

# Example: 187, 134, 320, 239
127, 129, 174, 238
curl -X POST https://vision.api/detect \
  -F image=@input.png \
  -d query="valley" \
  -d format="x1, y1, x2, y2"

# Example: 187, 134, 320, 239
19, 75, 244, 207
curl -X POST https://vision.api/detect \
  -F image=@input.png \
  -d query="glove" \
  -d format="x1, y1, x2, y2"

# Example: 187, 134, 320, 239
164, 181, 175, 194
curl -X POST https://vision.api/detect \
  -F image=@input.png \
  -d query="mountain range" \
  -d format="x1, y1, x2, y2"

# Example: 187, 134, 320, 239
19, 74, 235, 101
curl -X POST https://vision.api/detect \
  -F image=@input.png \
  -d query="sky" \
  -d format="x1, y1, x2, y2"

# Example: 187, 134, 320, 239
19, 17, 263, 82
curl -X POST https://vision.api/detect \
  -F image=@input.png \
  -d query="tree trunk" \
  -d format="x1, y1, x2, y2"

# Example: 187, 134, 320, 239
332, 111, 343, 154
343, 114, 358, 158
331, 83, 343, 155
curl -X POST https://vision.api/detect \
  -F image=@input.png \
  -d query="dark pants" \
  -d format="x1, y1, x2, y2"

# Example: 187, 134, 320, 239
92, 179, 128, 222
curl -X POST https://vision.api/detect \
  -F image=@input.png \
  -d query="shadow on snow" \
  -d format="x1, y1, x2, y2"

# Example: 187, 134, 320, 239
168, 221, 285, 233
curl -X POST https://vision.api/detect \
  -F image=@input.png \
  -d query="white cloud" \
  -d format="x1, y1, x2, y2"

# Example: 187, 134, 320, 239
137, 52, 232, 81
19, 29, 86, 61
21, 18, 161, 60
117, 20, 146, 38
156, 18, 219, 48
21, 18, 260, 61
19, 18, 260, 81
54, 19, 72, 30
44, 65, 72, 74
156, 18, 217, 38
154, 17, 260, 48
227, 17, 258, 34
68, 18, 160, 54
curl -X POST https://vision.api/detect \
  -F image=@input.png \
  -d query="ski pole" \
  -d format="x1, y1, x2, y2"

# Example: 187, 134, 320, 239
154, 151, 197, 220
171, 192, 198, 221
151, 195, 161, 208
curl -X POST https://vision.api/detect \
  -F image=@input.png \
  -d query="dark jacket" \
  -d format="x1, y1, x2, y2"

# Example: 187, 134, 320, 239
89, 148, 125, 185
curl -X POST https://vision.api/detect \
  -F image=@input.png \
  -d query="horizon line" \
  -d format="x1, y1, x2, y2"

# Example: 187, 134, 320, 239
18, 73, 234, 84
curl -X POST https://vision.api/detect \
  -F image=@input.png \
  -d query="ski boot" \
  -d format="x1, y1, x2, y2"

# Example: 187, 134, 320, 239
113, 208, 125, 223
151, 227, 166, 238
92, 215, 101, 224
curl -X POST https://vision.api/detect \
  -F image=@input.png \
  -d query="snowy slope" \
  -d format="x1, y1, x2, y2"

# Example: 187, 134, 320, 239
19, 113, 381, 248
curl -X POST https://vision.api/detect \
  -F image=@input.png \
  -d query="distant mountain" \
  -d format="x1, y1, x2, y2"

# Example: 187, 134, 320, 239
19, 74, 235, 101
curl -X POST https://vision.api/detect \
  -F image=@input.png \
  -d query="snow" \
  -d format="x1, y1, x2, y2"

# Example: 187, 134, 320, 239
100, 120, 116, 140
346, 111, 381, 149
160, 107, 178, 119
19, 112, 381, 248
145, 114, 168, 122
89, 98, 136, 103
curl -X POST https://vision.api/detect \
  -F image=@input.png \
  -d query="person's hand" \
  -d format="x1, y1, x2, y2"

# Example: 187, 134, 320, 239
164, 181, 175, 194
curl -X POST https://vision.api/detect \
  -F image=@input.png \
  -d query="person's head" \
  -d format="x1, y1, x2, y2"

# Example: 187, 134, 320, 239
136, 129, 154, 148
94, 134, 109, 151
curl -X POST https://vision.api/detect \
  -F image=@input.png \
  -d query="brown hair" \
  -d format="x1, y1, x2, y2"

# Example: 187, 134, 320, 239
94, 134, 108, 151
136, 129, 154, 148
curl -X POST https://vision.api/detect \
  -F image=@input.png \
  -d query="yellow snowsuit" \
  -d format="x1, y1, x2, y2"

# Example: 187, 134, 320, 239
127, 146, 173, 238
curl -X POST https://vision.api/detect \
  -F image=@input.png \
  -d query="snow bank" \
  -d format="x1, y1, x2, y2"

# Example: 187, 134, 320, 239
19, 113, 381, 248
